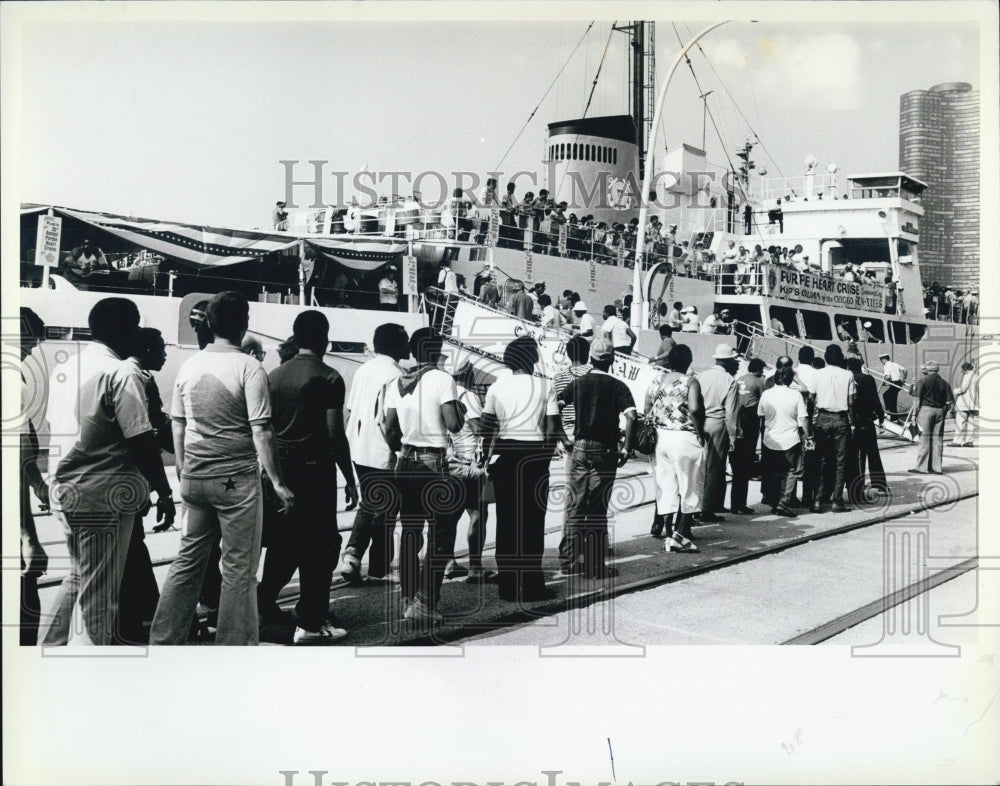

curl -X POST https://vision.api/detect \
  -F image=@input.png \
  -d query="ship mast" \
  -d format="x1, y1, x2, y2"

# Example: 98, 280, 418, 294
613, 21, 655, 173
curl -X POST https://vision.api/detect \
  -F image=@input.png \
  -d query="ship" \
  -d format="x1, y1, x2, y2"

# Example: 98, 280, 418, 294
18, 20, 979, 421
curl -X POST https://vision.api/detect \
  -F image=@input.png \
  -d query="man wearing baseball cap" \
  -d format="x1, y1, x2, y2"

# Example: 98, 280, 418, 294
557, 338, 637, 579
908, 360, 954, 474
696, 344, 740, 522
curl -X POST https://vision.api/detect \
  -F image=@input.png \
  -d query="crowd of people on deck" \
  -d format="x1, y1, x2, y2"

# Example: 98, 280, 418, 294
17, 292, 979, 646
922, 282, 979, 325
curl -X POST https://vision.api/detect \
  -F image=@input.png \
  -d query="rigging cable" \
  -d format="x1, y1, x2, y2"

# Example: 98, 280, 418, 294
682, 23, 791, 183
494, 21, 595, 173
583, 24, 616, 118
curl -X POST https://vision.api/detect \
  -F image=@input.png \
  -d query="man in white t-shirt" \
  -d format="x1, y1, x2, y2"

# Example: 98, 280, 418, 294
152, 292, 292, 646
377, 264, 399, 311
878, 352, 908, 424
438, 261, 458, 293
384, 328, 465, 623
573, 301, 596, 339
758, 359, 809, 517
340, 323, 410, 584
601, 304, 636, 355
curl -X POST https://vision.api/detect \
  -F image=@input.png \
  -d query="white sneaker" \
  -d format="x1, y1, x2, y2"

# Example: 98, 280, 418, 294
293, 624, 348, 645
403, 597, 444, 624
339, 553, 362, 584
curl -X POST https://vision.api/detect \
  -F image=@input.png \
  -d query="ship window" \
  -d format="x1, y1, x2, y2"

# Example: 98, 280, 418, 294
769, 306, 800, 338
589, 144, 595, 161
560, 143, 565, 160
888, 321, 908, 345
801, 310, 833, 341
601, 146, 606, 163
908, 324, 926, 343
572, 143, 577, 159
862, 319, 885, 344
613, 148, 617, 165
834, 314, 860, 342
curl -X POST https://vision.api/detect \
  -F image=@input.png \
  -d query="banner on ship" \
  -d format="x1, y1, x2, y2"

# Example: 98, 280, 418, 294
446, 300, 657, 409
764, 264, 884, 311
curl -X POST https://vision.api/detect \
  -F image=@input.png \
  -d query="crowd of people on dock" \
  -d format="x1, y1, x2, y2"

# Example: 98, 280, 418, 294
17, 293, 977, 646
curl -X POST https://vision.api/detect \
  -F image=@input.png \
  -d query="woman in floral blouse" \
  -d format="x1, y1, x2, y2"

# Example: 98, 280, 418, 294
644, 344, 707, 552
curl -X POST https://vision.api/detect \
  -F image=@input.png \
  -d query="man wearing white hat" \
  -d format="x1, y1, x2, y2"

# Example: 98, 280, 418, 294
877, 352, 907, 424
680, 305, 699, 333
861, 321, 880, 343
378, 264, 399, 311
696, 344, 740, 522
572, 301, 596, 339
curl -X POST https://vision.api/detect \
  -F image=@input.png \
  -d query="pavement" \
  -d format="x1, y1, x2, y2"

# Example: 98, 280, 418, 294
33, 432, 979, 647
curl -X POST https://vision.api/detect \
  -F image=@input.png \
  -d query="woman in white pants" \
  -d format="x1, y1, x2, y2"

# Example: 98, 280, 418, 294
950, 362, 979, 447
644, 344, 707, 552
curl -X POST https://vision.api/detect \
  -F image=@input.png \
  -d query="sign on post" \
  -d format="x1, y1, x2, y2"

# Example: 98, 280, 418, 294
402, 255, 418, 295
524, 249, 533, 282
35, 215, 62, 267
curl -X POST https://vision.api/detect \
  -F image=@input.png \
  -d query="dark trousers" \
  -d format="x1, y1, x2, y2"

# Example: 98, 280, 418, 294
800, 446, 819, 506
21, 573, 41, 646
113, 518, 160, 645
762, 444, 801, 508
843, 430, 862, 504
561, 440, 618, 575
200, 542, 222, 610
396, 449, 459, 608
345, 464, 399, 578
490, 440, 552, 598
729, 408, 760, 510
854, 422, 887, 493
814, 411, 850, 504
883, 387, 900, 422
701, 418, 730, 514
258, 459, 342, 631
20, 485, 42, 646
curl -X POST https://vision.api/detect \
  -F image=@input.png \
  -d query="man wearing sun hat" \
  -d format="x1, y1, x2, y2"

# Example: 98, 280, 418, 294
572, 300, 596, 339
696, 344, 740, 522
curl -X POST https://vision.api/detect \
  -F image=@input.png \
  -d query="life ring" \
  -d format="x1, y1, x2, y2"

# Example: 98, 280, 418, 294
344, 205, 361, 231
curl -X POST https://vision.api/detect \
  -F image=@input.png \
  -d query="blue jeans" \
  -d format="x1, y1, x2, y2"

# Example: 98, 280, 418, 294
561, 440, 618, 574
395, 448, 460, 608
151, 468, 263, 645
814, 411, 850, 504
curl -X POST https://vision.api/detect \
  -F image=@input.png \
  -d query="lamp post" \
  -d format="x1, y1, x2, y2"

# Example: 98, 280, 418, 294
631, 20, 730, 330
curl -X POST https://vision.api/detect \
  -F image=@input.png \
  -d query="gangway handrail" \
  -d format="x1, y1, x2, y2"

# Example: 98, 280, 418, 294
739, 320, 909, 392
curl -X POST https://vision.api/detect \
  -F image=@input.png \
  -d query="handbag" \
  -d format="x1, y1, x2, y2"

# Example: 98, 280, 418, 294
634, 416, 658, 456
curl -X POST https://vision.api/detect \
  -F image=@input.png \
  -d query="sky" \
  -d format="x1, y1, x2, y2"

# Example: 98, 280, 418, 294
9, 5, 984, 229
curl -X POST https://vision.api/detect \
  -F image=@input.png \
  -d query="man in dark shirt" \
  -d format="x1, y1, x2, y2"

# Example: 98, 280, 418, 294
508, 280, 535, 320
729, 358, 766, 513
908, 360, 954, 474
557, 338, 637, 579
258, 310, 357, 643
651, 324, 677, 368
845, 357, 887, 498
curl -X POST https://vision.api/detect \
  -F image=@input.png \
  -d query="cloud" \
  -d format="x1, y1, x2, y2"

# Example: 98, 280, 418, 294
699, 33, 863, 111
